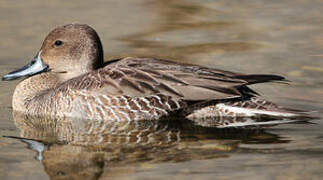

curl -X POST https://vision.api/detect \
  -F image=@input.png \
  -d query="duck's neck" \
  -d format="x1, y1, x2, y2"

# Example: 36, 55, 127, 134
12, 72, 61, 112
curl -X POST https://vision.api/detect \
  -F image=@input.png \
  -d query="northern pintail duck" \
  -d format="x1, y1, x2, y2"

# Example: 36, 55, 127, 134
2, 24, 310, 127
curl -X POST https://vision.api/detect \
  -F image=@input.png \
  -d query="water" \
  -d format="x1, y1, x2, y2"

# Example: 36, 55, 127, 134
1, 0, 323, 179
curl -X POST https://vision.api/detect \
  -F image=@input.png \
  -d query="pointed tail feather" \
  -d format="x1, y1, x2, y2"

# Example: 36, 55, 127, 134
234, 74, 288, 85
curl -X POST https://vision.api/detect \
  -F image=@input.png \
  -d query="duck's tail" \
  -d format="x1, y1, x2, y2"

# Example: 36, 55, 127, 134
185, 97, 315, 128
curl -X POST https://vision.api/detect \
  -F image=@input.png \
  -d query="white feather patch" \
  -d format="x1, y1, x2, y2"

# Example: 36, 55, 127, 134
215, 103, 299, 117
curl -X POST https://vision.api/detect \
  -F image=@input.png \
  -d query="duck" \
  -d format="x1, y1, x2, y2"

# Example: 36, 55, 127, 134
2, 23, 310, 128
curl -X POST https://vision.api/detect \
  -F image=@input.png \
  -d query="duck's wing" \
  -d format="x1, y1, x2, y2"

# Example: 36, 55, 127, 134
60, 57, 286, 101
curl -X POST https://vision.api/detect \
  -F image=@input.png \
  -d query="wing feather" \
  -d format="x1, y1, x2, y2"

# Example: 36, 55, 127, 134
56, 57, 286, 102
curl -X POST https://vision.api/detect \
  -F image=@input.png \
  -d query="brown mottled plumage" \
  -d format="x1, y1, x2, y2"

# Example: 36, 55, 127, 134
2, 24, 310, 128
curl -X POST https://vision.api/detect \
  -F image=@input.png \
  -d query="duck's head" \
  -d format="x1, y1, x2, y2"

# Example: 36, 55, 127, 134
2, 24, 104, 81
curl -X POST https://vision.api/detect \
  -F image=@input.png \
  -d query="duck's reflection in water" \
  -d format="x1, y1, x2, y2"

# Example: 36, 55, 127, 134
10, 111, 288, 180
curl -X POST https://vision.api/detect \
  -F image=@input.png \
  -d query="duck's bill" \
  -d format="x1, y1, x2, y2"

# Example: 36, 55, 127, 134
2, 51, 48, 81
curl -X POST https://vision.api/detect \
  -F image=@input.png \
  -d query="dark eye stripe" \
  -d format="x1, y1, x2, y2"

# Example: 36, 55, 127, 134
54, 40, 63, 46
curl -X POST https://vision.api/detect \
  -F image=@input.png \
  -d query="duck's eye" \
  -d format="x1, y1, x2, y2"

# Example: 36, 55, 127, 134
54, 40, 63, 46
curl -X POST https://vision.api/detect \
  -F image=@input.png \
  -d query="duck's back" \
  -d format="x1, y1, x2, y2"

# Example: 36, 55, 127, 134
92, 57, 281, 100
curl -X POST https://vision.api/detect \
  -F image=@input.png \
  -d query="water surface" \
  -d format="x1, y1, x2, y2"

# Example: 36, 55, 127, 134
0, 0, 323, 179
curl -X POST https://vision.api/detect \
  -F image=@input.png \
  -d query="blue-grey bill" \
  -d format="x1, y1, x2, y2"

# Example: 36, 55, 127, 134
2, 51, 48, 81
